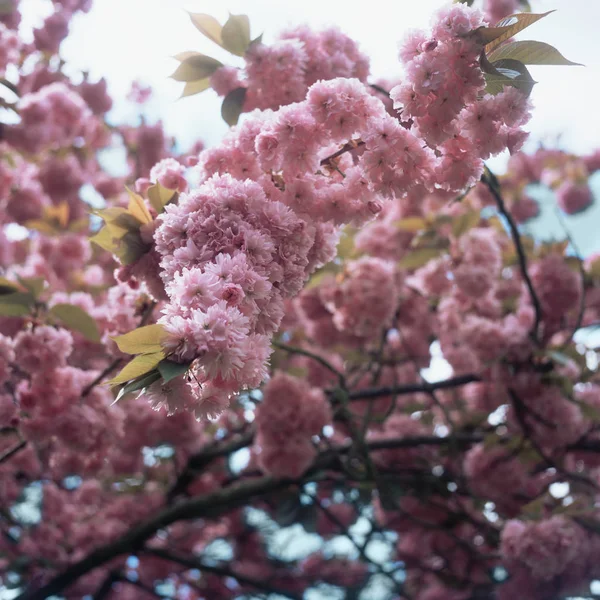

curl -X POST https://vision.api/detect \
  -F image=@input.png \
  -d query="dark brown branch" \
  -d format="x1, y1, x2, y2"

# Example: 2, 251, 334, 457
92, 571, 119, 600
319, 140, 365, 167
273, 340, 346, 386
481, 165, 542, 340
17, 475, 291, 600
167, 427, 255, 501
347, 373, 480, 400
145, 548, 303, 600
18, 431, 490, 600
369, 83, 391, 97
0, 439, 26, 464
81, 358, 123, 398
0, 78, 19, 97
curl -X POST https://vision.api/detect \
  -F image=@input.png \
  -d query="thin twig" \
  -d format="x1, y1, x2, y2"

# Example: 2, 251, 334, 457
319, 140, 365, 167
481, 165, 542, 341
0, 439, 26, 464
273, 340, 346, 387
144, 548, 302, 600
347, 373, 480, 400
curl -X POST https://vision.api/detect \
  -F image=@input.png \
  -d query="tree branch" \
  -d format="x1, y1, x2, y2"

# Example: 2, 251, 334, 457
481, 165, 542, 340
347, 373, 480, 400
0, 439, 26, 465
273, 340, 346, 387
17, 431, 490, 600
167, 427, 255, 501
144, 548, 303, 600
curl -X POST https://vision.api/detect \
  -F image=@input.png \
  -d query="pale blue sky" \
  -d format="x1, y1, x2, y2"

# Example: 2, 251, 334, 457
45, 0, 600, 153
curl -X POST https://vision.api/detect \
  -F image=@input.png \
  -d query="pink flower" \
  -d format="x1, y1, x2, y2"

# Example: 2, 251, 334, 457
531, 254, 582, 323
555, 181, 594, 215
501, 516, 585, 580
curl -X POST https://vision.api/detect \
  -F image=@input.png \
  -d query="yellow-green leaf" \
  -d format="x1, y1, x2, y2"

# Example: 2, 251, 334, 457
221, 14, 251, 56
189, 13, 223, 46
221, 87, 247, 126
93, 206, 130, 224
398, 247, 445, 270
452, 211, 481, 238
474, 11, 555, 54
337, 226, 357, 260
488, 40, 582, 66
90, 226, 149, 266
170, 54, 223, 82
0, 291, 34, 316
25, 219, 58, 235
90, 225, 119, 254
126, 188, 152, 225
173, 51, 203, 62
114, 370, 162, 403
147, 184, 178, 214
108, 352, 165, 386
50, 303, 101, 343
17, 277, 45, 299
395, 217, 427, 232
180, 78, 211, 99
0, 277, 22, 295
112, 324, 167, 355
484, 58, 535, 96
45, 202, 70, 229
0, 302, 31, 317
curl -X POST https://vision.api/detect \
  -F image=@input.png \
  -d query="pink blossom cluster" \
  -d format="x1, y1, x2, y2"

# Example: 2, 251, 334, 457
7, 82, 92, 153
255, 373, 331, 477
500, 516, 589, 584
0, 22, 19, 75
483, 0, 521, 24
210, 25, 370, 111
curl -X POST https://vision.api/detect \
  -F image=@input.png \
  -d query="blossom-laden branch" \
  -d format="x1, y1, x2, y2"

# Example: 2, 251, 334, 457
481, 165, 543, 340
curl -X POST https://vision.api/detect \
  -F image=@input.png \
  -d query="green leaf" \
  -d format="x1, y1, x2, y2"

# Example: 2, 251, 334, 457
452, 210, 481, 238
488, 40, 582, 66
147, 184, 178, 214
189, 13, 223, 46
180, 78, 211, 99
50, 303, 101, 343
484, 58, 536, 96
395, 217, 428, 232
0, 278, 22, 295
0, 292, 35, 316
158, 359, 191, 383
170, 54, 223, 82
108, 352, 165, 386
0, 302, 31, 317
114, 370, 162, 403
398, 247, 445, 270
17, 277, 45, 299
221, 87, 247, 126
112, 324, 167, 355
126, 188, 152, 225
221, 14, 251, 56
474, 11, 555, 54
